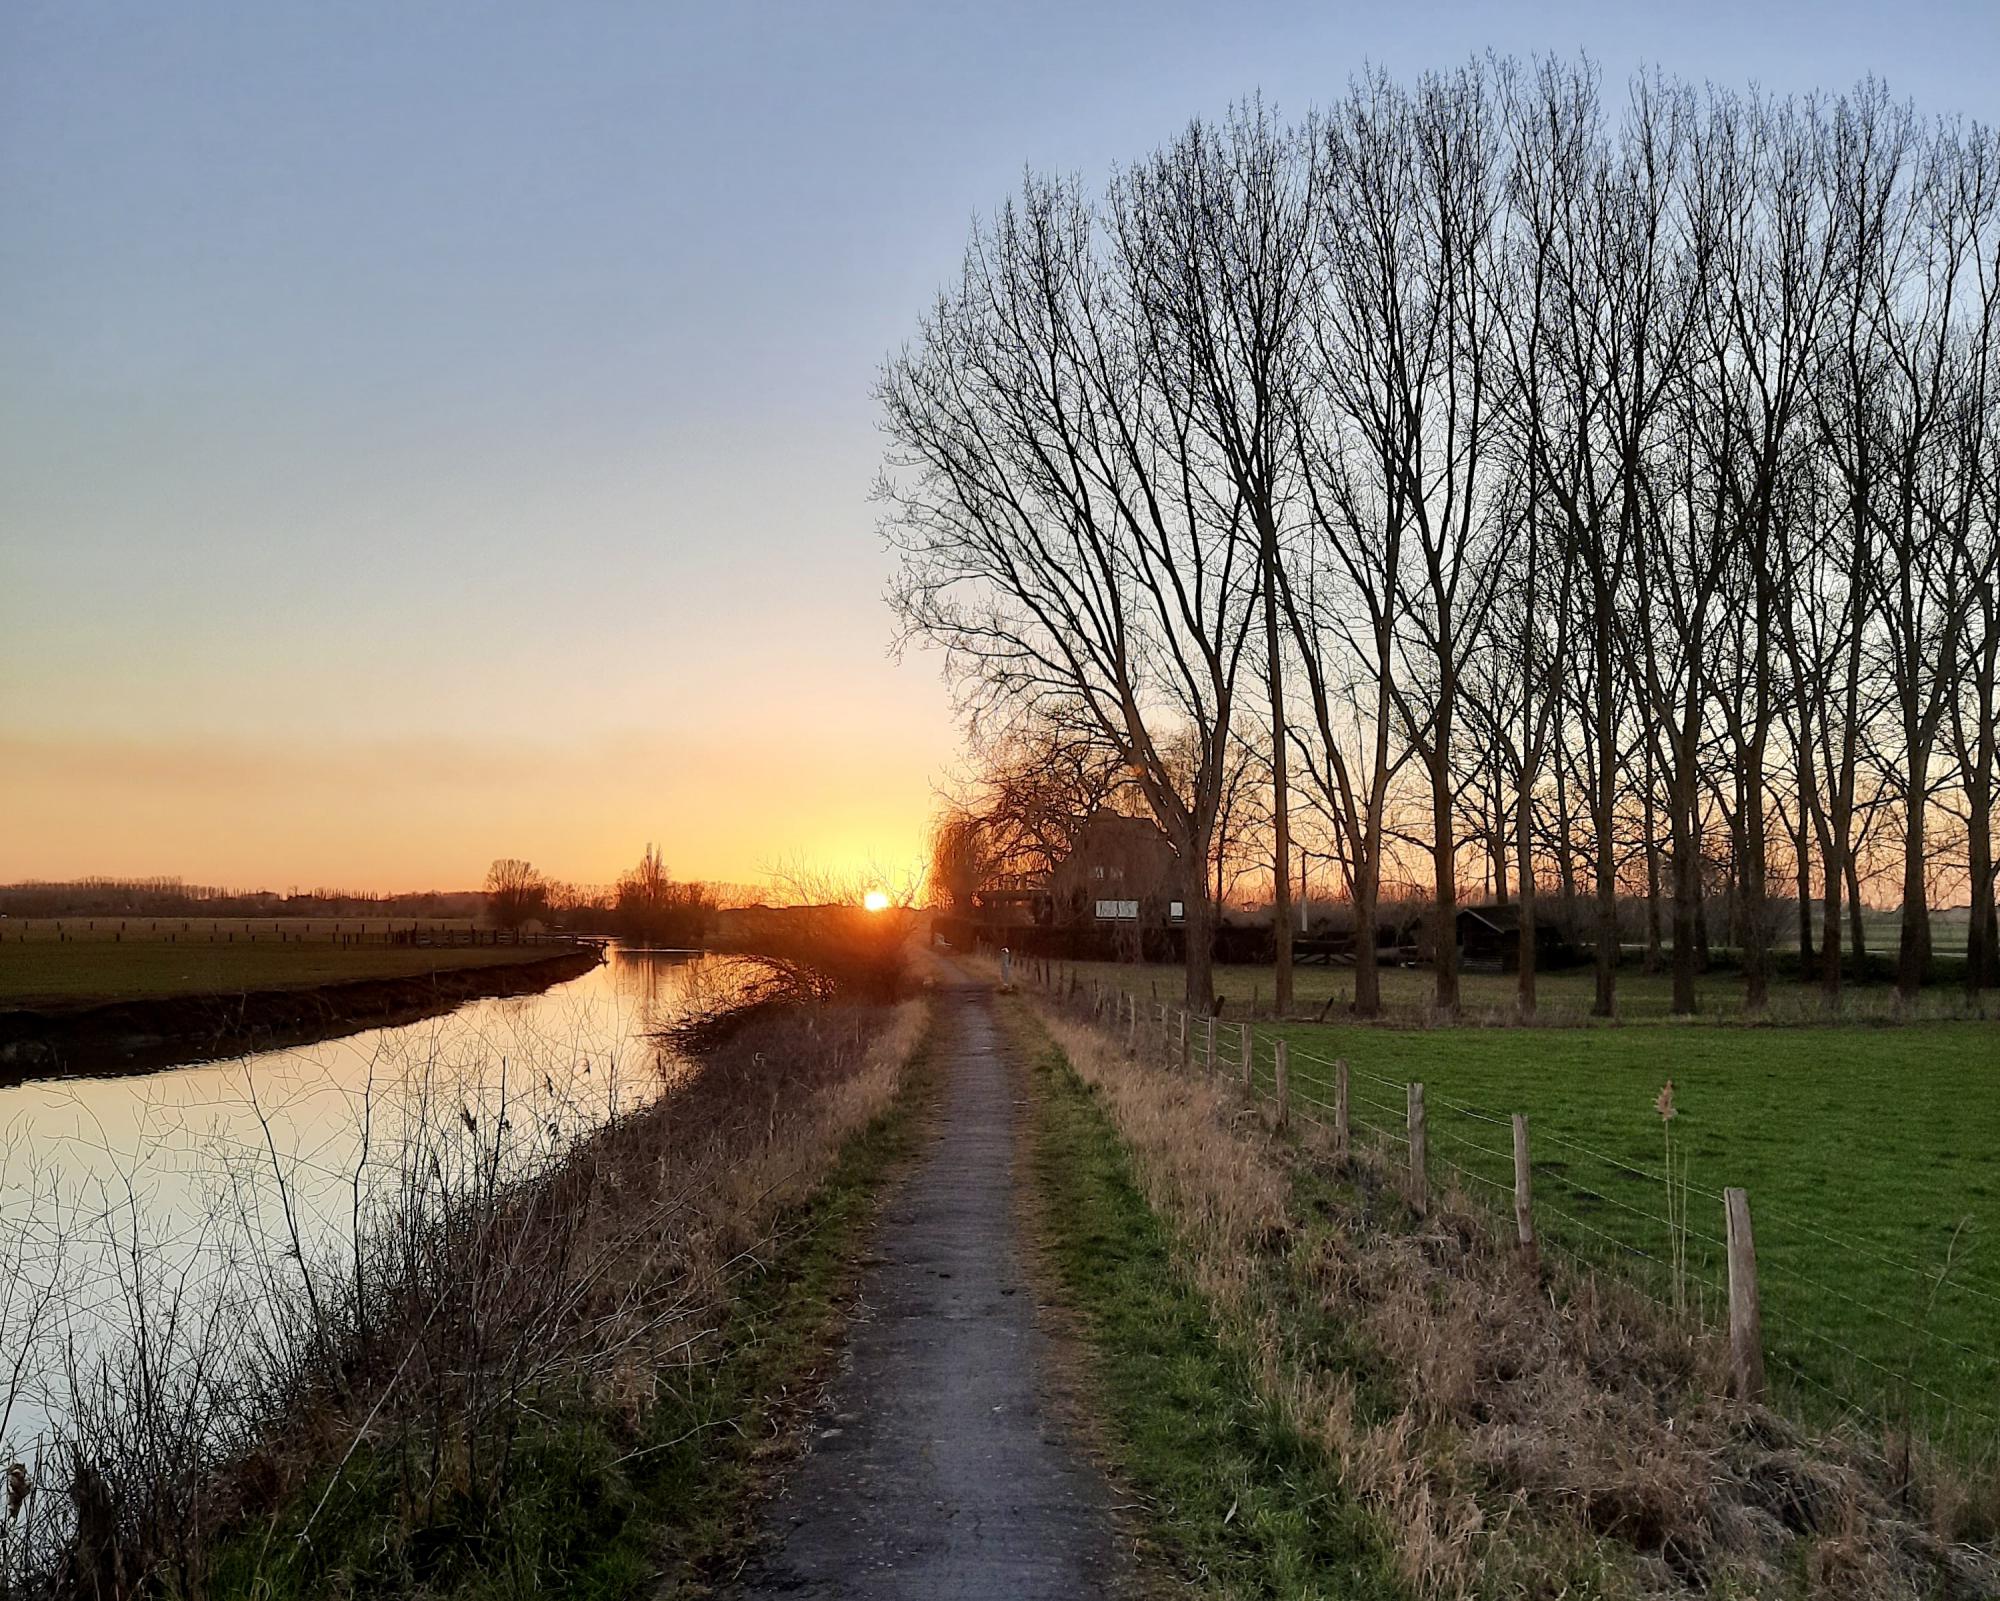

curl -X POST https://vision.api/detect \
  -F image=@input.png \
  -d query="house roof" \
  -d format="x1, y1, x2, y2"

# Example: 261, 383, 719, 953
1457, 903, 1524, 933
1075, 807, 1171, 843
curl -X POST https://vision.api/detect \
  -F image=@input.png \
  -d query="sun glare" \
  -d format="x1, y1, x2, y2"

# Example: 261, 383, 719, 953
863, 889, 891, 913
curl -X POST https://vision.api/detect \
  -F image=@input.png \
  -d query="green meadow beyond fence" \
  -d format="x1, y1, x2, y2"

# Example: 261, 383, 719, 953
1012, 957, 2000, 1463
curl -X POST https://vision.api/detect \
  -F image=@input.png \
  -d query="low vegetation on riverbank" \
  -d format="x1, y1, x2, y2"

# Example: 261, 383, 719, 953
1009, 993, 1998, 1599
1, 964, 933, 1596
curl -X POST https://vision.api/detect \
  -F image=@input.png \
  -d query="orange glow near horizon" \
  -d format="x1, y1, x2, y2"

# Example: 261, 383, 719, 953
863, 889, 891, 912
0, 726, 943, 899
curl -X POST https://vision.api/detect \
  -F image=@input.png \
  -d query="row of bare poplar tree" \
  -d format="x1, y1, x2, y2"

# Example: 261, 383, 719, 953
880, 58, 2000, 1018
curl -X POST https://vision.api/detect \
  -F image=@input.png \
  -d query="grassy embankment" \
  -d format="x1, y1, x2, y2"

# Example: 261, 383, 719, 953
1015, 999, 1404, 1600
1071, 960, 2000, 1455
211, 1003, 936, 1600
1010, 991, 1998, 1598
3, 968, 935, 1597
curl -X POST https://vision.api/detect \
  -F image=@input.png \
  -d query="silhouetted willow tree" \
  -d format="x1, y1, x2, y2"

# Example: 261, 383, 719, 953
885, 57, 2000, 1018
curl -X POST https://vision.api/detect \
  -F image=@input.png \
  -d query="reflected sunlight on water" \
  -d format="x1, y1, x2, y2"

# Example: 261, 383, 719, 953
0, 947, 747, 1456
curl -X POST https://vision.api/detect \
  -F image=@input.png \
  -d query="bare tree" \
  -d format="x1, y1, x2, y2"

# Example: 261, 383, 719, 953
1686, 87, 1842, 1011
483, 858, 547, 932
881, 173, 1259, 1009
1119, 102, 1315, 1011
888, 66, 2000, 1014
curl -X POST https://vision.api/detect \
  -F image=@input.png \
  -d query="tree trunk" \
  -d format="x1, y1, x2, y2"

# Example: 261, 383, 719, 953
1695, 875, 1712, 974
1795, 750, 1815, 970
1430, 748, 1461, 1018
1967, 632, 1997, 995
1897, 756, 1931, 1004
1592, 615, 1619, 1017
1967, 781, 1992, 1001
1670, 756, 1699, 1015
1516, 774, 1538, 1020
1643, 757, 1664, 974
1263, 544, 1294, 1016
1182, 882, 1216, 1014
1353, 858, 1382, 1018
1742, 738, 1769, 1012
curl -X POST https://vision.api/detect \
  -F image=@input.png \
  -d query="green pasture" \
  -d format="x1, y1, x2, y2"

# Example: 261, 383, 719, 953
1074, 961, 2000, 1456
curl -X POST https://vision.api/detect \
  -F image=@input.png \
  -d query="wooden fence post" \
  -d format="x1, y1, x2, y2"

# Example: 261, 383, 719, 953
1272, 1039, 1290, 1132
1724, 1187, 1766, 1403
1406, 1083, 1428, 1216
1127, 993, 1137, 1052
1512, 1114, 1537, 1266
1178, 1009, 1190, 1069
1205, 1015, 1216, 1074
1239, 1024, 1253, 1088
1334, 1059, 1350, 1161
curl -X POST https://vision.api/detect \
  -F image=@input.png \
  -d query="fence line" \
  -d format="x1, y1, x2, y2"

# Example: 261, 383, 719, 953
1019, 962, 1997, 1453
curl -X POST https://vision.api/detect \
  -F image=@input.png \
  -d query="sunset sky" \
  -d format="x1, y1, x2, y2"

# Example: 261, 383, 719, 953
6, 1, 1998, 894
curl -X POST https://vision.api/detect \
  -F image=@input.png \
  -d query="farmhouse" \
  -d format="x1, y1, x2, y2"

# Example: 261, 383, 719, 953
1047, 808, 1188, 930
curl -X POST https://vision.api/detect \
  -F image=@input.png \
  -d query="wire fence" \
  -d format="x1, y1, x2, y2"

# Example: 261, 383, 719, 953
1017, 956, 2000, 1460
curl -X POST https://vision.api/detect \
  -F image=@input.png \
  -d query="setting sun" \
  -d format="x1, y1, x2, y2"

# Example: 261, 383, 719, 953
862, 889, 891, 913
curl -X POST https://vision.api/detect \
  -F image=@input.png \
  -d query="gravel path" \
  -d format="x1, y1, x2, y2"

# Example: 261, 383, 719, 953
729, 978, 1121, 1599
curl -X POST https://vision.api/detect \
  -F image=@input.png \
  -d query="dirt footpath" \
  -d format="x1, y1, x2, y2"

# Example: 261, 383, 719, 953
729, 977, 1122, 1599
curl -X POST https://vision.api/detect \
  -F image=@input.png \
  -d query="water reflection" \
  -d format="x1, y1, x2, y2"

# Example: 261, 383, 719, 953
0, 947, 736, 1458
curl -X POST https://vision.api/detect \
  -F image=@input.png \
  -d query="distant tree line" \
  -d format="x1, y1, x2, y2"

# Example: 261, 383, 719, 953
883, 58, 2000, 1016
483, 847, 719, 946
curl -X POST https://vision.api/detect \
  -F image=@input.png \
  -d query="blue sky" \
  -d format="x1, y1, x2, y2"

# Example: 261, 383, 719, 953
4, 0, 1996, 889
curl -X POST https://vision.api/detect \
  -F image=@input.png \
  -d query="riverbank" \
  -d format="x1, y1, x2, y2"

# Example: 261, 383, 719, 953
0, 944, 603, 1081
1, 989, 936, 1597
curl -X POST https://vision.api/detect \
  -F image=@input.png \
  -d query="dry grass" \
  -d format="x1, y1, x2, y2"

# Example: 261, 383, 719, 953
1, 995, 930, 1597
1027, 1000, 2000, 1600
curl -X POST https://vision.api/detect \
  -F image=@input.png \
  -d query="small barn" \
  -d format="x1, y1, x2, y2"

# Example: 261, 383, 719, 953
1455, 903, 1568, 971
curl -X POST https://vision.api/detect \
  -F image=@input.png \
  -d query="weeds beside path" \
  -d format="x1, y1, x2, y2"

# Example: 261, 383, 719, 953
1009, 996, 1406, 1601
1006, 986, 1999, 1599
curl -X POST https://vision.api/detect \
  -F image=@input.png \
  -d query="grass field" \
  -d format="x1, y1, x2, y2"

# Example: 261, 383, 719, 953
0, 916, 476, 942
1069, 960, 2000, 1456
0, 939, 575, 1007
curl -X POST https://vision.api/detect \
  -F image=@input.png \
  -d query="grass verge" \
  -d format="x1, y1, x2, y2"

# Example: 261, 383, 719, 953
1012, 990, 1999, 1599
1012, 999, 1405, 1601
